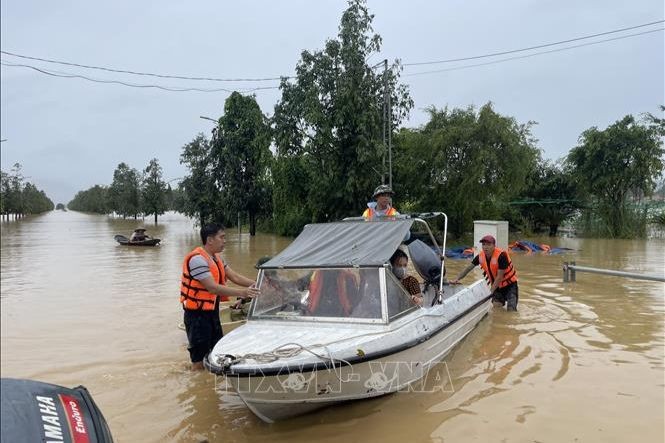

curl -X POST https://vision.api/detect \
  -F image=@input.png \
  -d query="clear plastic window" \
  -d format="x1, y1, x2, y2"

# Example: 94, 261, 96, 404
386, 272, 417, 320
251, 268, 383, 320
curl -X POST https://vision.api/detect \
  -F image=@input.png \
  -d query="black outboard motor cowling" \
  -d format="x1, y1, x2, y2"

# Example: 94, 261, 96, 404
1, 378, 113, 443
407, 239, 445, 283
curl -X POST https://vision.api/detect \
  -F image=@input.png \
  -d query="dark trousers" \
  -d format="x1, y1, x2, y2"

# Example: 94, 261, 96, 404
183, 309, 223, 363
492, 282, 519, 311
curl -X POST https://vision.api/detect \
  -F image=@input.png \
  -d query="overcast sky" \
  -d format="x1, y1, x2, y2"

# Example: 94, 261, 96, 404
1, 0, 663, 204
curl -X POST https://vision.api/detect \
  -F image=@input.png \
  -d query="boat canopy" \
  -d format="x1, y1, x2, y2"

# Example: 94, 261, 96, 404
262, 219, 414, 269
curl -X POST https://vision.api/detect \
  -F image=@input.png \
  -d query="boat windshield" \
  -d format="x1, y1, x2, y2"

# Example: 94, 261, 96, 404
250, 268, 383, 322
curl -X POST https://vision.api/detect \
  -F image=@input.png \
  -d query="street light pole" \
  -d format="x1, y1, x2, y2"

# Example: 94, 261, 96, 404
199, 116, 218, 124
200, 115, 220, 140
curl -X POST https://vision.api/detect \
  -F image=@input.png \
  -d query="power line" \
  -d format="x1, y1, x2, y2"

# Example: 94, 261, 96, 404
0, 49, 288, 82
2, 19, 662, 83
0, 61, 280, 93
1, 21, 662, 92
402, 19, 664, 66
404, 28, 664, 77
4, 25, 659, 92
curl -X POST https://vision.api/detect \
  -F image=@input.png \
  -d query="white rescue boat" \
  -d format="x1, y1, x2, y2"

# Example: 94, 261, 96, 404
205, 214, 491, 422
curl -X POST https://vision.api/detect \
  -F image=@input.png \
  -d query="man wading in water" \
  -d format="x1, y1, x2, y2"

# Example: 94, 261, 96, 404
180, 223, 260, 370
450, 234, 519, 311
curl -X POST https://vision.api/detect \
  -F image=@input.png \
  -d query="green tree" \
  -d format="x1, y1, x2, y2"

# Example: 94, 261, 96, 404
68, 185, 110, 213
108, 162, 141, 218
164, 184, 176, 210
516, 160, 581, 235
142, 158, 168, 224
211, 92, 272, 236
1, 163, 26, 219
271, 0, 412, 235
21, 182, 54, 214
0, 170, 8, 218
394, 104, 540, 237
567, 114, 665, 237
170, 185, 185, 213
179, 134, 217, 226
0, 164, 54, 218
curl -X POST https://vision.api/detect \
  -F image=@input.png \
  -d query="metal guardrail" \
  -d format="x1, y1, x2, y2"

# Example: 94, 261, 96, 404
563, 261, 665, 283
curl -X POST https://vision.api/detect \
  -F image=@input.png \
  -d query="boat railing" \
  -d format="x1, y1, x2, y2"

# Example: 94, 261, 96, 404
410, 213, 447, 301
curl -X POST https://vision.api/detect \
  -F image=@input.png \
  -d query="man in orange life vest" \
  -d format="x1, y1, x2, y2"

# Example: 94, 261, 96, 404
362, 184, 399, 220
450, 234, 519, 311
180, 223, 260, 370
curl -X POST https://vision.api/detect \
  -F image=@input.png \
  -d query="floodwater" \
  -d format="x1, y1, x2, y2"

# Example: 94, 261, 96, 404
1, 210, 663, 443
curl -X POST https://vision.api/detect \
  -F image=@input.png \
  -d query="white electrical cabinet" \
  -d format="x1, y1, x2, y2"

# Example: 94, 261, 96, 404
473, 220, 509, 251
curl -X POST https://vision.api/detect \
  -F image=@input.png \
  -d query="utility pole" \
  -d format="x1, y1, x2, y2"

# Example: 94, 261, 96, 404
386, 60, 392, 190
381, 59, 393, 188
382, 60, 387, 185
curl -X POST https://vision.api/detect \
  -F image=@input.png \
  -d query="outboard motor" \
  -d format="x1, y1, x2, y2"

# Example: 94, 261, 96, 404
407, 239, 445, 284
1, 378, 114, 443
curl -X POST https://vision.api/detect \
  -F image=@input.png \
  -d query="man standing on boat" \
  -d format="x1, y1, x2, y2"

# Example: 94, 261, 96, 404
362, 185, 399, 220
450, 235, 519, 311
180, 223, 260, 370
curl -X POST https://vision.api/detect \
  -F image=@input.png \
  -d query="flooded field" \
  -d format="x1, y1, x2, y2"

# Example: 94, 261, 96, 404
1, 210, 663, 442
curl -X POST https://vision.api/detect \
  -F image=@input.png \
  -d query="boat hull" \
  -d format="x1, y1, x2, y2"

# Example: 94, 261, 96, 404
113, 234, 161, 246
117, 239, 161, 246
220, 298, 491, 422
220, 304, 247, 335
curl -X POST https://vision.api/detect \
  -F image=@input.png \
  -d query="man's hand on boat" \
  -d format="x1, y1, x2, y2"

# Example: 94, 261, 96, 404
231, 284, 260, 309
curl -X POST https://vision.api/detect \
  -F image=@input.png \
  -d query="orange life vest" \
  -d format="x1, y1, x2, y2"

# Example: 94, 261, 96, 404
478, 247, 518, 289
362, 206, 397, 219
180, 247, 227, 310
307, 270, 356, 316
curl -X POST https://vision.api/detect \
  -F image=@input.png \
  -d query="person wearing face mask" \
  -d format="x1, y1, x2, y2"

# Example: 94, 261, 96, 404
389, 249, 423, 306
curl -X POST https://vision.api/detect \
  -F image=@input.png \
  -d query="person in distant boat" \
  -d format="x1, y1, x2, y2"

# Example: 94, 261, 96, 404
180, 223, 261, 370
390, 249, 423, 306
130, 228, 150, 242
362, 185, 399, 220
450, 234, 519, 311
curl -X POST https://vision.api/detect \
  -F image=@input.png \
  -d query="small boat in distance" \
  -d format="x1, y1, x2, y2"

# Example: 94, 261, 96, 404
114, 228, 161, 246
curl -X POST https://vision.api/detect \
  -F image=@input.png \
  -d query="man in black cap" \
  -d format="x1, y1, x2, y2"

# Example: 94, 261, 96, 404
450, 234, 519, 311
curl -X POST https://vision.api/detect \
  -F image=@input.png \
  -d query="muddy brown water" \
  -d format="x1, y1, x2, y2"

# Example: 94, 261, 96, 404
1, 211, 663, 442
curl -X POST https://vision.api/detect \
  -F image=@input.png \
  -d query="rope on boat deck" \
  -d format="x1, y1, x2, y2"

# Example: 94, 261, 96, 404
218, 342, 355, 382
203, 293, 473, 381
215, 304, 464, 370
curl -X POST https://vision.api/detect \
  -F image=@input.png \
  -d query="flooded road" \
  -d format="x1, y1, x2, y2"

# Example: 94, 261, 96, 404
1, 211, 663, 442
